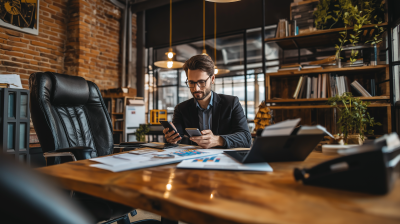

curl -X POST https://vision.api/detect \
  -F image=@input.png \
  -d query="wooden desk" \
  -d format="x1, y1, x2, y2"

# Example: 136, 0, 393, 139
37, 149, 400, 224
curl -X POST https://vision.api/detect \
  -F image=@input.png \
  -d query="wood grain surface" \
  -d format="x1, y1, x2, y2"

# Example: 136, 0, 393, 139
37, 148, 400, 224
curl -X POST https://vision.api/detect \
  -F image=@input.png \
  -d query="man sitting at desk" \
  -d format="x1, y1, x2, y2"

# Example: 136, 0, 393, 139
163, 55, 251, 149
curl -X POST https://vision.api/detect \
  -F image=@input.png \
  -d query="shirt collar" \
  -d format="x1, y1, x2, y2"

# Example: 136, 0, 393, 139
195, 91, 213, 110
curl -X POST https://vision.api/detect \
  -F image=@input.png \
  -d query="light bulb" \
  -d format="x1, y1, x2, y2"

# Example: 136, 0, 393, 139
167, 61, 173, 68
214, 68, 218, 74
167, 52, 174, 59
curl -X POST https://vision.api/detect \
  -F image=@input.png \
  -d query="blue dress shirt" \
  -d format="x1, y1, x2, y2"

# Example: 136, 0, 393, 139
195, 91, 213, 131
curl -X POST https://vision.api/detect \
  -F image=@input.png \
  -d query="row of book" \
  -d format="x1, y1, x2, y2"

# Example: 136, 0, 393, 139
114, 119, 124, 130
293, 74, 375, 99
290, 0, 318, 30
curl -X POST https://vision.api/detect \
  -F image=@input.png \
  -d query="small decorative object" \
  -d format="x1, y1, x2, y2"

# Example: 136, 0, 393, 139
134, 124, 149, 142
313, 0, 385, 63
0, 0, 40, 35
328, 92, 381, 145
254, 101, 272, 132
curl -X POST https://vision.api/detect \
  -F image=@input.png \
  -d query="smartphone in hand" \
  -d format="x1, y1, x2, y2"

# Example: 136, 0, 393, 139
160, 121, 181, 139
185, 128, 202, 137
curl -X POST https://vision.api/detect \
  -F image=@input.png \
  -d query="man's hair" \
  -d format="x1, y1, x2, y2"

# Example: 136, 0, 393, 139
183, 55, 215, 77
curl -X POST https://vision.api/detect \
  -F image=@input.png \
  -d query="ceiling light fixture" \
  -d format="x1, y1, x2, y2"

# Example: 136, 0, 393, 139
154, 0, 184, 69
213, 3, 230, 75
202, 0, 208, 56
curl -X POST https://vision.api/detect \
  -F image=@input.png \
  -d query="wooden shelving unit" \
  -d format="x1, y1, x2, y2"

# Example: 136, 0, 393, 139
102, 93, 142, 144
265, 23, 388, 50
264, 25, 392, 135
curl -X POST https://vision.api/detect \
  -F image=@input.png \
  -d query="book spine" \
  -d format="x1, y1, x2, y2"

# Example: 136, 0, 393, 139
351, 81, 372, 97
312, 76, 318, 99
293, 76, 304, 99
317, 74, 321, 98
306, 77, 311, 99
298, 76, 305, 99
351, 82, 366, 97
322, 74, 326, 98
371, 79, 376, 96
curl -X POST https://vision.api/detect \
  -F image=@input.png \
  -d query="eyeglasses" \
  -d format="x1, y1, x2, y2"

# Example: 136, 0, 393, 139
185, 76, 211, 88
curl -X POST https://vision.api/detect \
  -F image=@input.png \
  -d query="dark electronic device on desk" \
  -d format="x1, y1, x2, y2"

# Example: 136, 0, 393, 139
225, 119, 330, 163
185, 128, 202, 137
294, 133, 400, 194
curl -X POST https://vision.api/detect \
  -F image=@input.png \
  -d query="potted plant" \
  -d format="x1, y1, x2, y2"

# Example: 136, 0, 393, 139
134, 124, 150, 142
313, 0, 386, 63
328, 92, 381, 144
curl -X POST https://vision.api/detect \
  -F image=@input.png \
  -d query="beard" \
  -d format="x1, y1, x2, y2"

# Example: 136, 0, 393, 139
191, 87, 211, 100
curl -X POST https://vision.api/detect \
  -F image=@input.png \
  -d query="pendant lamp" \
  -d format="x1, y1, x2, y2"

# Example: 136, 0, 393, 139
154, 0, 184, 69
213, 3, 230, 75
201, 0, 208, 56
206, 0, 240, 2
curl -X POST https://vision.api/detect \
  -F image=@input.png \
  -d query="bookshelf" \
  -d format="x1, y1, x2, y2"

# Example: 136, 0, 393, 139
102, 92, 142, 144
265, 23, 388, 50
264, 26, 392, 135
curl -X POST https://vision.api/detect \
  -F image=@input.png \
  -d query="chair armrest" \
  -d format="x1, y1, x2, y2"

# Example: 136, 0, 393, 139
45, 147, 94, 161
43, 151, 77, 161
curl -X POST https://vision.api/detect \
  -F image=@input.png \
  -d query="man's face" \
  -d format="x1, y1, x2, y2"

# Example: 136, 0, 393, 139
187, 69, 214, 101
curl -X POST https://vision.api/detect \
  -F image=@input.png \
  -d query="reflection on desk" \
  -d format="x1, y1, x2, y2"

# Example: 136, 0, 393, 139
37, 146, 400, 224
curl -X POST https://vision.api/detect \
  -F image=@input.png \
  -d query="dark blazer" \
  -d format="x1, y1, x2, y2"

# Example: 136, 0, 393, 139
172, 92, 252, 148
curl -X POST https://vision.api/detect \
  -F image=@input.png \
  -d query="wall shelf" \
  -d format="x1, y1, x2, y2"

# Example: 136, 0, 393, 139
268, 103, 390, 110
267, 65, 388, 77
266, 96, 390, 103
264, 23, 388, 50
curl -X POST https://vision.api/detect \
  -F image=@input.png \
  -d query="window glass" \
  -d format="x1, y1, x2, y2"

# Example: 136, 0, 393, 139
158, 69, 178, 86
179, 87, 192, 103
157, 87, 177, 113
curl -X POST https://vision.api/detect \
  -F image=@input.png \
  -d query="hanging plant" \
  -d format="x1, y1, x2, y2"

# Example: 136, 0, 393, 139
314, 0, 386, 63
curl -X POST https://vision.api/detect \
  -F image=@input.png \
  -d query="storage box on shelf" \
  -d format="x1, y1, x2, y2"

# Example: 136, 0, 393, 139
264, 24, 392, 136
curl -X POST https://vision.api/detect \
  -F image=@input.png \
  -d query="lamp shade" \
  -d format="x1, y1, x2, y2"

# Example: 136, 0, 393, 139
214, 66, 230, 75
206, 0, 240, 2
154, 61, 184, 69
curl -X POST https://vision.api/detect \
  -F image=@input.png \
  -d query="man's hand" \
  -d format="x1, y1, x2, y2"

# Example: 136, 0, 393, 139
190, 130, 224, 149
163, 127, 181, 144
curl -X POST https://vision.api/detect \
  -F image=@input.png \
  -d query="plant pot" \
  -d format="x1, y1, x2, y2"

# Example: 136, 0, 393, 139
346, 134, 364, 145
333, 134, 364, 145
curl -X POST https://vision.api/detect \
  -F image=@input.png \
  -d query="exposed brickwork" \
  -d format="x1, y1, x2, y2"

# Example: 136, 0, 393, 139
0, 0, 137, 90
0, 0, 69, 88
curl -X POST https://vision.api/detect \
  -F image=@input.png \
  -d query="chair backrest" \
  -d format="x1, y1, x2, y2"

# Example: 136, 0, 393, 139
29, 72, 114, 160
0, 154, 94, 224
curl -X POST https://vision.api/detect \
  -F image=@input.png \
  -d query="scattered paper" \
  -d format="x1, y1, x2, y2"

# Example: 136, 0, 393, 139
261, 118, 300, 137
177, 154, 273, 171
297, 125, 334, 138
90, 147, 225, 172
0, 74, 23, 89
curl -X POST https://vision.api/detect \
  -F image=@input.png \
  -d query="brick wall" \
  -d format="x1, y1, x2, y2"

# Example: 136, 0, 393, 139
0, 0, 137, 90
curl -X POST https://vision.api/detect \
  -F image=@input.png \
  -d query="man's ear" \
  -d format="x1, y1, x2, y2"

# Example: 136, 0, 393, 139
211, 75, 215, 84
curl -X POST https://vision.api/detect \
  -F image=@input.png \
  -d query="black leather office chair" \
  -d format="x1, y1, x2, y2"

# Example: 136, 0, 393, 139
0, 154, 94, 224
29, 72, 161, 224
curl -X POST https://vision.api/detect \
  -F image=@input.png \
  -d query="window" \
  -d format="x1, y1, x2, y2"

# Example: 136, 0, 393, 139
146, 26, 279, 122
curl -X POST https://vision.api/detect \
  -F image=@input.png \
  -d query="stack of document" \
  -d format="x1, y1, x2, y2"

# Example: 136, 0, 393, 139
90, 146, 225, 172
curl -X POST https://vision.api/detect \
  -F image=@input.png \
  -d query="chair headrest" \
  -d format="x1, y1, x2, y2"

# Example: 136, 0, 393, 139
51, 73, 89, 106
